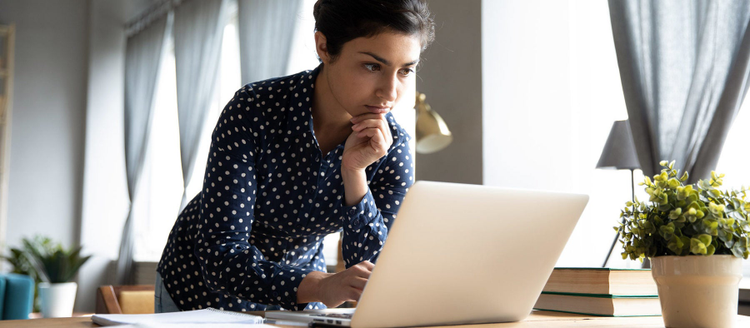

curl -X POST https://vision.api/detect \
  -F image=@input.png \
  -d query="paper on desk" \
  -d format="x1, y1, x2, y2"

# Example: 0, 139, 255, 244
107, 325, 276, 328
91, 308, 265, 326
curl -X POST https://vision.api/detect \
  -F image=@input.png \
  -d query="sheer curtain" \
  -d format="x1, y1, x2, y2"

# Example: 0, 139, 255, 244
173, 0, 230, 211
237, 0, 303, 84
119, 14, 171, 284
609, 0, 750, 182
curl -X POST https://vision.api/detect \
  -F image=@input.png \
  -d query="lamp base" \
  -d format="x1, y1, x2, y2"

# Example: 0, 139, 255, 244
602, 169, 637, 268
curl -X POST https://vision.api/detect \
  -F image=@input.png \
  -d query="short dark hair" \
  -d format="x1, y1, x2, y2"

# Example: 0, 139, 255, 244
313, 0, 435, 61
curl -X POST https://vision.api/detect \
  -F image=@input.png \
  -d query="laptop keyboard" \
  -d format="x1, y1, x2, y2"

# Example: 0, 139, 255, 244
318, 312, 354, 319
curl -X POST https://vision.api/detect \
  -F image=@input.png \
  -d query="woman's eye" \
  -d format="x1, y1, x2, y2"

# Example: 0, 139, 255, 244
399, 68, 415, 76
364, 63, 381, 72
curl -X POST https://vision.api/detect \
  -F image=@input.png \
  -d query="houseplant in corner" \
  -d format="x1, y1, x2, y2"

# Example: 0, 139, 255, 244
617, 161, 749, 328
18, 236, 90, 318
2, 235, 57, 312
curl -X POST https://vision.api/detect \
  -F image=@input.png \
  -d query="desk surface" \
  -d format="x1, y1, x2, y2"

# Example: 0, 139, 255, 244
4, 312, 750, 328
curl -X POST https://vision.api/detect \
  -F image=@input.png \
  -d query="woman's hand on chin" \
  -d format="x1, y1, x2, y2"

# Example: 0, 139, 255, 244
342, 113, 393, 172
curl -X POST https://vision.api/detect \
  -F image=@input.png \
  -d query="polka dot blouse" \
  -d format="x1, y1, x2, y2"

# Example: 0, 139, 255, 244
157, 65, 415, 312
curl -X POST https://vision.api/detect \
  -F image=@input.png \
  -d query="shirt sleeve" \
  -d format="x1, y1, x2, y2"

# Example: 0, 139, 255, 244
341, 137, 415, 267
193, 88, 312, 310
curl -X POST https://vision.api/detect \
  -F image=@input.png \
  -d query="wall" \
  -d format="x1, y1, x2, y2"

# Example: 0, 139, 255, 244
416, 0, 483, 184
0, 0, 88, 257
0, 0, 154, 311
76, 0, 153, 312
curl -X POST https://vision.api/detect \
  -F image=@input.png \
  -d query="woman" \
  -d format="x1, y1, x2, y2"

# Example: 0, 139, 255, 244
156, 0, 435, 312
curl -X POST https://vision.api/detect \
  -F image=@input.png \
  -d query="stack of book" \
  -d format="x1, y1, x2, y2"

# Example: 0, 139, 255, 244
534, 267, 662, 317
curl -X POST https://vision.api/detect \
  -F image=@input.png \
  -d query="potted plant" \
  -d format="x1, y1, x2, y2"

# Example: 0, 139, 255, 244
3, 236, 90, 318
617, 161, 749, 328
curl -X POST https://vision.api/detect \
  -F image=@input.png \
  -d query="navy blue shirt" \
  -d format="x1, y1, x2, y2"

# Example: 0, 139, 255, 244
157, 66, 414, 312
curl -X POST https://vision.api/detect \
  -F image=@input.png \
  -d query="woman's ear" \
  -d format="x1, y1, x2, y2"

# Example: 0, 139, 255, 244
314, 31, 330, 64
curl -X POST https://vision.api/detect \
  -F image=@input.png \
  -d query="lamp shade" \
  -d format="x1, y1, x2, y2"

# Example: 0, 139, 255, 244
415, 92, 452, 154
596, 120, 640, 170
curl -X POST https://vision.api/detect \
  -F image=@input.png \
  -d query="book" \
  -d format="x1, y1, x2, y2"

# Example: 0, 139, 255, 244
542, 267, 657, 296
91, 308, 266, 326
534, 292, 662, 317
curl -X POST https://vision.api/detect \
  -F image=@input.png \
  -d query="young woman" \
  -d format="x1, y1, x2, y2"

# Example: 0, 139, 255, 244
155, 0, 435, 312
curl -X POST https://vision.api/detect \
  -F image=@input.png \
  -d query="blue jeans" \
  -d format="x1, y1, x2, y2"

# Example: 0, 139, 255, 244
154, 274, 181, 313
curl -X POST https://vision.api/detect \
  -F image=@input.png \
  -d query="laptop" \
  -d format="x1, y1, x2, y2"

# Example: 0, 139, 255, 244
265, 181, 589, 327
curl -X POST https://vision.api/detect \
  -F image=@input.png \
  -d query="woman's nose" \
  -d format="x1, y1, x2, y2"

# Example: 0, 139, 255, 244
377, 74, 398, 102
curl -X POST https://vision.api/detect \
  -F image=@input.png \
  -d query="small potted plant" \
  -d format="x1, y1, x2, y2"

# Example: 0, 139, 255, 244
617, 161, 749, 328
4, 236, 91, 318
2, 236, 53, 312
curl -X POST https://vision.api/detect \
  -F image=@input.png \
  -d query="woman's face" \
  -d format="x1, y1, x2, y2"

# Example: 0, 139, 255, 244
316, 30, 421, 117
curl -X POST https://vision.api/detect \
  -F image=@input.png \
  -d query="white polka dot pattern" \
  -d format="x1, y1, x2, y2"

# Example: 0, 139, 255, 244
157, 66, 414, 312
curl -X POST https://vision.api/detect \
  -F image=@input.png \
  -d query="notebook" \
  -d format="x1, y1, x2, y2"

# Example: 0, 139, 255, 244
266, 181, 589, 327
91, 308, 265, 326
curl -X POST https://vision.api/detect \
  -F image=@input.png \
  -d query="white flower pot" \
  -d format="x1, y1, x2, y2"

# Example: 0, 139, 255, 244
38, 282, 78, 318
651, 255, 743, 328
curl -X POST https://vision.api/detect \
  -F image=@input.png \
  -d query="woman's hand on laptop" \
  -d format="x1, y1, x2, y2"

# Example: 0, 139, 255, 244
297, 261, 374, 308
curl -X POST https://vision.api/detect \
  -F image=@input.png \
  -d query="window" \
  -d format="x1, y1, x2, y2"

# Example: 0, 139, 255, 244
134, 6, 241, 262
133, 0, 343, 268
715, 99, 750, 277
482, 0, 647, 268
133, 32, 182, 262
483, 0, 750, 271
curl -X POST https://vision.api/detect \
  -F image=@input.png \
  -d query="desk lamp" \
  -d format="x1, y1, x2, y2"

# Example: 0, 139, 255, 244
415, 92, 452, 154
596, 120, 640, 267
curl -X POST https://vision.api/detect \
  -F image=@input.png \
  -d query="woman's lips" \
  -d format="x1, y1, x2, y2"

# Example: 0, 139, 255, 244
366, 105, 390, 114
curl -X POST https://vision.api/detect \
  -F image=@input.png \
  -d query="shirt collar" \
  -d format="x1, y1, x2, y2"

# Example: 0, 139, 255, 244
286, 64, 407, 153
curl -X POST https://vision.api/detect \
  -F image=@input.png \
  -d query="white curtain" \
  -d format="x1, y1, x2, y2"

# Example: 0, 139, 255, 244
237, 0, 303, 84
118, 14, 171, 284
173, 0, 229, 211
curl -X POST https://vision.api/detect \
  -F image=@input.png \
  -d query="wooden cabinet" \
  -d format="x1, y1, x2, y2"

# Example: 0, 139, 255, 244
0, 24, 14, 256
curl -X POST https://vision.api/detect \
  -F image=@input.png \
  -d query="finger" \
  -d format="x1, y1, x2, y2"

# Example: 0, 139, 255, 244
327, 299, 346, 308
348, 261, 374, 276
350, 113, 385, 124
353, 116, 392, 150
356, 127, 380, 139
353, 116, 391, 138
358, 127, 387, 152
351, 119, 385, 132
348, 287, 363, 301
366, 115, 392, 149
349, 276, 368, 290
351, 116, 389, 132
380, 118, 393, 148
359, 261, 375, 271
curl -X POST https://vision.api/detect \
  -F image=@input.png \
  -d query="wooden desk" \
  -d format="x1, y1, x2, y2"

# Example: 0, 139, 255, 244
3, 312, 750, 327
27, 312, 93, 319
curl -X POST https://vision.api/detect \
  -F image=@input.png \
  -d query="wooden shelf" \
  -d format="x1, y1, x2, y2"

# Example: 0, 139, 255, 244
0, 24, 12, 263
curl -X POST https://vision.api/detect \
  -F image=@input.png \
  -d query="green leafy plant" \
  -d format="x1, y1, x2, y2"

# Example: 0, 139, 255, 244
20, 237, 91, 283
617, 161, 750, 261
1, 236, 90, 311
2, 236, 56, 283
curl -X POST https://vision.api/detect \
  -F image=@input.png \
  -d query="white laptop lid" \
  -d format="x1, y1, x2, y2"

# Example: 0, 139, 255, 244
351, 181, 589, 328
